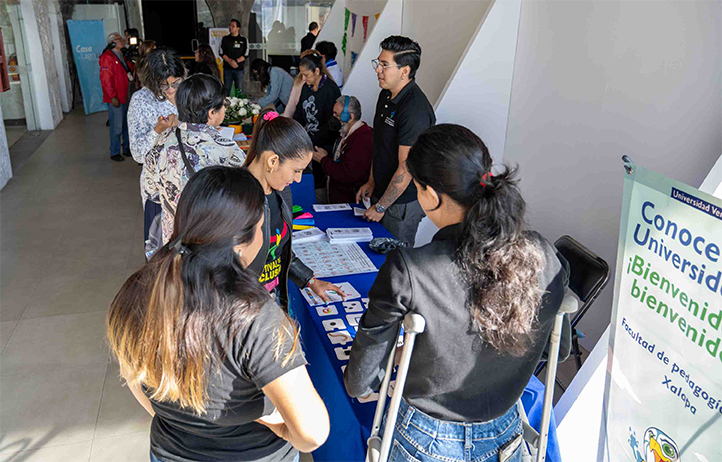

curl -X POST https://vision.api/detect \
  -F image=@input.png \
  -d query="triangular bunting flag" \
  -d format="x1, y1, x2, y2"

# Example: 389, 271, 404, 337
342, 32, 347, 55
351, 51, 358, 66
363, 16, 369, 42
351, 13, 357, 37
344, 8, 350, 31
375, 13, 380, 20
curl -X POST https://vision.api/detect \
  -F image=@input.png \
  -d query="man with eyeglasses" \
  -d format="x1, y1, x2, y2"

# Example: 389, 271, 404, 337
219, 19, 249, 96
356, 35, 435, 246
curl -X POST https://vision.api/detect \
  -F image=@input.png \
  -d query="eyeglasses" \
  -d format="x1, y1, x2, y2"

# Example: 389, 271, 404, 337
372, 59, 400, 71
223, 98, 230, 108
160, 77, 184, 92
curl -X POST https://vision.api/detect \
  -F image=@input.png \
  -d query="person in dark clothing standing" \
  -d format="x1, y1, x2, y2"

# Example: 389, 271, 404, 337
355, 36, 435, 246
345, 124, 569, 462
313, 95, 372, 204
293, 52, 340, 189
219, 19, 249, 95
300, 22, 319, 53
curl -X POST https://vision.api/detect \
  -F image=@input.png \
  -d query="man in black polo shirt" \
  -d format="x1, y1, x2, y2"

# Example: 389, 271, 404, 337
219, 19, 249, 96
356, 36, 435, 246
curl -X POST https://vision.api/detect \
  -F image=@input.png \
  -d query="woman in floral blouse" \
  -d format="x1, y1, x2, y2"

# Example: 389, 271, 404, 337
142, 74, 246, 250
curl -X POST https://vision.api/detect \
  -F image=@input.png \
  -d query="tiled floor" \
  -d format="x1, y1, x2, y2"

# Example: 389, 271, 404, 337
0, 110, 151, 461
0, 110, 314, 462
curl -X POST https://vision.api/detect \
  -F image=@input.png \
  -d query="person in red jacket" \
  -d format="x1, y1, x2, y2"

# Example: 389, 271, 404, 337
312, 95, 373, 204
99, 33, 134, 161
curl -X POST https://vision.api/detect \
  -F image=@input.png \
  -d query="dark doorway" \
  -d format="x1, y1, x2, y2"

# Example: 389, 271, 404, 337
142, 0, 198, 55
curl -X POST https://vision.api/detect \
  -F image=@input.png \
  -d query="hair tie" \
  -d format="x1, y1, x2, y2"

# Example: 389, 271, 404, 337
171, 238, 191, 256
480, 172, 493, 187
263, 111, 279, 122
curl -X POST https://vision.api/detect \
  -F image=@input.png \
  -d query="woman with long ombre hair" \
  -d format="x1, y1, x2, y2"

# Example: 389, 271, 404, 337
108, 167, 329, 462
344, 124, 569, 462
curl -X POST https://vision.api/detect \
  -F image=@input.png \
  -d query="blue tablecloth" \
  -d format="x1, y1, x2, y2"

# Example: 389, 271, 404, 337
288, 175, 560, 462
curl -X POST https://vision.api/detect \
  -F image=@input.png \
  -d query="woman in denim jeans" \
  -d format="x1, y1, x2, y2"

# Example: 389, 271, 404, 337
344, 124, 569, 462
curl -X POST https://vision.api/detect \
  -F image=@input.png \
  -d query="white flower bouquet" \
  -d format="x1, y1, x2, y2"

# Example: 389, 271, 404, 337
224, 97, 261, 124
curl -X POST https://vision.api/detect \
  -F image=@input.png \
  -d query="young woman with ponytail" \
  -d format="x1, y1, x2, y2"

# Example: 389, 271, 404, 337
344, 124, 569, 462
108, 167, 329, 462
244, 108, 344, 306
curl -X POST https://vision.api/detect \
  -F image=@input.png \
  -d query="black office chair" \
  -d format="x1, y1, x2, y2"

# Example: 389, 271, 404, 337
535, 235, 610, 390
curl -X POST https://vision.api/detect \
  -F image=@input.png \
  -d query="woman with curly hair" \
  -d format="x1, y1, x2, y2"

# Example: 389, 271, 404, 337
345, 124, 569, 462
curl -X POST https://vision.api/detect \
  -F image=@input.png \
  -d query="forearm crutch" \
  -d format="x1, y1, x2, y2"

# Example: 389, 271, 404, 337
366, 313, 426, 462
521, 292, 579, 462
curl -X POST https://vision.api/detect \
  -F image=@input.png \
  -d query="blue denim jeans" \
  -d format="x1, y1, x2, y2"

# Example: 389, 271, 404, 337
107, 102, 129, 156
224, 67, 244, 95
380, 399, 523, 462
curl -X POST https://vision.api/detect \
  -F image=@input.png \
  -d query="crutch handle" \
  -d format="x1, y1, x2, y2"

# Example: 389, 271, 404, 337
403, 313, 426, 334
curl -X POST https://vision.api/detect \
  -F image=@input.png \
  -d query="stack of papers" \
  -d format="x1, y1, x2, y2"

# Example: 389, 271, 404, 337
327, 227, 373, 245
292, 227, 326, 243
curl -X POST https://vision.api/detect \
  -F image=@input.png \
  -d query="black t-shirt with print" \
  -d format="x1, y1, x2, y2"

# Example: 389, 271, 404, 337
293, 75, 341, 147
372, 79, 435, 204
259, 192, 290, 294
219, 34, 249, 70
148, 299, 307, 462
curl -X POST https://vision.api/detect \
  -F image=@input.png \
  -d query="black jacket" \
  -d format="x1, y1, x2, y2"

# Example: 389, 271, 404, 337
247, 186, 314, 309
344, 224, 569, 422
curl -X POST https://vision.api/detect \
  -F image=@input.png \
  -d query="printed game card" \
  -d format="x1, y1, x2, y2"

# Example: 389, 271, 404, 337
301, 282, 362, 306
313, 203, 352, 212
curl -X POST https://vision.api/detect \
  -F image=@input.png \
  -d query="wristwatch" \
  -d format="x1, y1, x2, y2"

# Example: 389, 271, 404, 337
375, 204, 386, 214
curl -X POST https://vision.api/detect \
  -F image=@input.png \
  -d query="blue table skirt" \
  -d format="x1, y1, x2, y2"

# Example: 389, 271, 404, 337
288, 175, 560, 461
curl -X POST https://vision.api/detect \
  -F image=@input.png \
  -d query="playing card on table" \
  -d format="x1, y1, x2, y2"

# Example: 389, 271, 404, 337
327, 330, 353, 345
313, 203, 352, 212
346, 313, 362, 327
316, 305, 338, 316
354, 207, 367, 216
334, 346, 352, 361
322, 318, 346, 332
342, 301, 364, 313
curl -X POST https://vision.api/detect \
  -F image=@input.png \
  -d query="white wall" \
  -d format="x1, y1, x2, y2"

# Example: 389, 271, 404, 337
341, 0, 402, 126
401, 0, 493, 106
435, 0, 519, 163
504, 0, 722, 349
73, 4, 127, 39
315, 0, 347, 59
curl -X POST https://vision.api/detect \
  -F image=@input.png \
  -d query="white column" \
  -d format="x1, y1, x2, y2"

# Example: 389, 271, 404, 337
0, 105, 12, 190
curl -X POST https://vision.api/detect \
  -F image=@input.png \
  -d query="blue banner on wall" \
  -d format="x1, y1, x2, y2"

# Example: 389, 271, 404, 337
67, 20, 107, 114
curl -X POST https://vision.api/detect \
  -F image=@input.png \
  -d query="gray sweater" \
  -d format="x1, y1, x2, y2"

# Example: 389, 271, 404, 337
257, 67, 293, 111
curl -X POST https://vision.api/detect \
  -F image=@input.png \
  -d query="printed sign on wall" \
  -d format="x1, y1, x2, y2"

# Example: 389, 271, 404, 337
605, 164, 722, 462
67, 20, 107, 114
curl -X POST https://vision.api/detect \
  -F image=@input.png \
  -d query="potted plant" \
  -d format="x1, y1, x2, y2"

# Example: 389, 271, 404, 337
224, 97, 261, 135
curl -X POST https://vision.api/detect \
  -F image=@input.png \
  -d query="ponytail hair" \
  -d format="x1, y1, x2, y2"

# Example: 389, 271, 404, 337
244, 107, 313, 166
406, 124, 544, 357
108, 167, 300, 415
298, 49, 332, 80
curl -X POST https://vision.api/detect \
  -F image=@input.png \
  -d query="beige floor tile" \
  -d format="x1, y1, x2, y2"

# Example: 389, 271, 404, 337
0, 365, 106, 452
21, 269, 125, 320
89, 430, 150, 462
0, 312, 108, 377
94, 361, 152, 440
0, 321, 17, 353
0, 441, 92, 462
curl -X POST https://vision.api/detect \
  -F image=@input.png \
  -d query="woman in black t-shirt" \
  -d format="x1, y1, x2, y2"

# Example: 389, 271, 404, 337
245, 108, 344, 305
293, 51, 341, 188
108, 167, 329, 462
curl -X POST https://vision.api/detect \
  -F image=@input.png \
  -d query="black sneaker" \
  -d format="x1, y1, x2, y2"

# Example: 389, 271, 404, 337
110, 154, 125, 162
